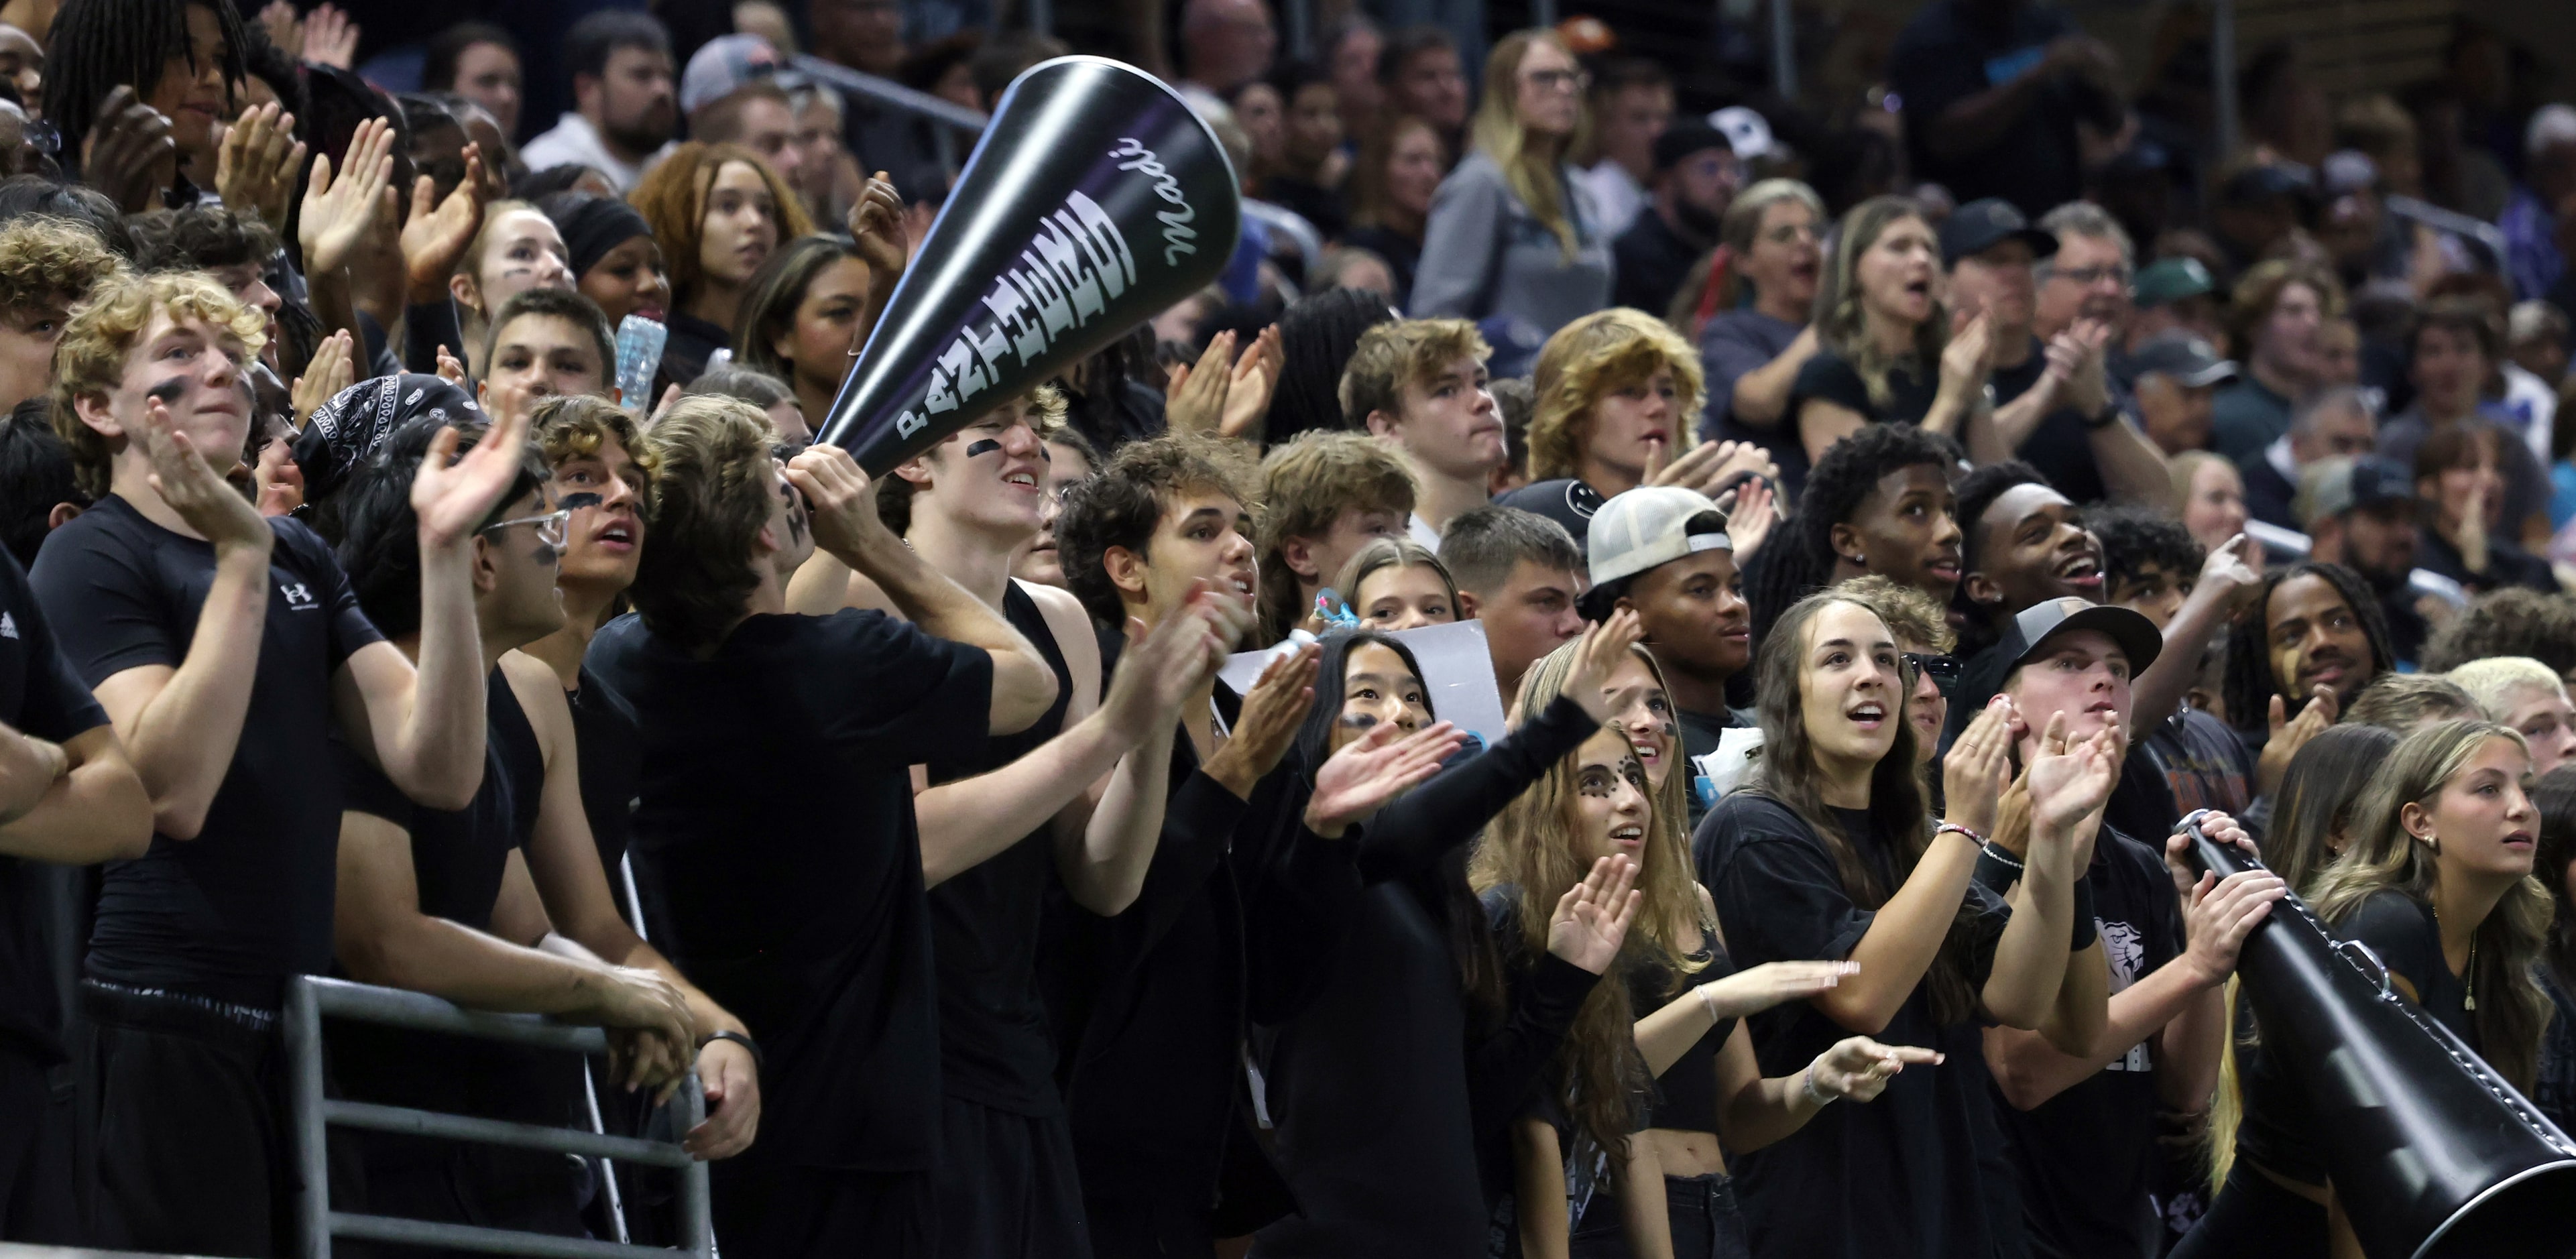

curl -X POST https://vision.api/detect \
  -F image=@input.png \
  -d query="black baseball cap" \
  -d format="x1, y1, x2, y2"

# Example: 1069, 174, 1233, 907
1940, 198, 2058, 269
2129, 331, 2237, 388
1493, 477, 1606, 546
1942, 596, 2163, 753
1653, 120, 1733, 173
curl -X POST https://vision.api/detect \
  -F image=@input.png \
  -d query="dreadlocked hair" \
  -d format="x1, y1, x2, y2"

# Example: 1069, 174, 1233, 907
1470, 634, 1710, 1168
1266, 286, 1399, 446
46, 0, 251, 168
1747, 423, 1960, 649
1747, 591, 1985, 1024
2221, 562, 2394, 737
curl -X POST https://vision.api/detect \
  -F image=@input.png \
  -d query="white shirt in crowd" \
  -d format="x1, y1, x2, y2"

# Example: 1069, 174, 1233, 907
1573, 160, 1645, 239
518, 113, 675, 194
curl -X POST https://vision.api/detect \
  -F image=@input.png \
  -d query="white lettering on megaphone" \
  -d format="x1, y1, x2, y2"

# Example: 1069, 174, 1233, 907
924, 190, 1139, 420
1110, 137, 1200, 266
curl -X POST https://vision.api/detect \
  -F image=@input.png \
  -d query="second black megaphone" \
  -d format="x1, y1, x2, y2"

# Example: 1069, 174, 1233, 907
815, 56, 1242, 472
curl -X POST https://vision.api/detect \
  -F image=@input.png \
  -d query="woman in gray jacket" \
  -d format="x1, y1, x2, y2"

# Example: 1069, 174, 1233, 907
1409, 29, 1614, 374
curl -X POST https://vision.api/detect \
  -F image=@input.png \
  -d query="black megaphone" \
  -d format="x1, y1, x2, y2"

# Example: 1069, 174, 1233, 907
815, 56, 1242, 473
2184, 812, 2576, 1258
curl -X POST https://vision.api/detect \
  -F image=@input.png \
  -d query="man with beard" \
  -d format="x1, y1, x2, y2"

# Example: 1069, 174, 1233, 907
521, 11, 677, 194
2300, 455, 2431, 666
1942, 198, 2169, 507
2220, 561, 2394, 792
1611, 121, 1737, 317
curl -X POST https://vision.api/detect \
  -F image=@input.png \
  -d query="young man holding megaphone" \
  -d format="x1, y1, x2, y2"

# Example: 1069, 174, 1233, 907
787, 387, 1254, 1255
589, 396, 1062, 1256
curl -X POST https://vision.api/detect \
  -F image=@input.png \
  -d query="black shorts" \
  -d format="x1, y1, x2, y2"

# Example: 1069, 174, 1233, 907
81, 979, 296, 1257
0, 1040, 79, 1244
711, 1156, 936, 1259
934, 1095, 1092, 1259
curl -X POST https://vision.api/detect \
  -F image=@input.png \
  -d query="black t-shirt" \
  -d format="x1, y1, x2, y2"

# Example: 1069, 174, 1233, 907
585, 607, 992, 1171
2110, 705, 2253, 850
32, 494, 384, 1008
1889, 0, 2115, 218
569, 666, 646, 928
1786, 350, 1940, 501
929, 582, 1075, 1115
0, 550, 112, 1059
1990, 827, 2184, 1259
2236, 890, 2477, 1184
1695, 793, 2013, 1259
1613, 209, 1704, 319
336, 669, 544, 933
331, 668, 557, 1120
1989, 341, 2107, 505
658, 311, 728, 388
2535, 966, 2576, 1135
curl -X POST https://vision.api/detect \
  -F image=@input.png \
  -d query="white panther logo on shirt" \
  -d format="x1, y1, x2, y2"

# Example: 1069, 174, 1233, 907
2101, 919, 2153, 1072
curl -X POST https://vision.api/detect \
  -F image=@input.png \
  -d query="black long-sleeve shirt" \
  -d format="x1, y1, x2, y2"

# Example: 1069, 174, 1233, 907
1252, 697, 1606, 1257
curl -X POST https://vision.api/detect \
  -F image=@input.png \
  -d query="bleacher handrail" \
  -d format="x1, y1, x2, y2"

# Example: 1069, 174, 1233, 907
788, 55, 990, 135
284, 975, 713, 1259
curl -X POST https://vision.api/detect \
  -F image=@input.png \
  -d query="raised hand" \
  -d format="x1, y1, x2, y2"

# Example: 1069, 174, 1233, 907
782, 443, 896, 566
1940, 313, 1993, 397
2197, 533, 2263, 612
302, 3, 360, 69
1218, 324, 1281, 440
2058, 318, 2113, 416
1210, 643, 1319, 788
1564, 608, 1646, 723
2256, 685, 2339, 796
2026, 713, 2121, 837
300, 117, 396, 276
289, 328, 356, 422
1942, 695, 2015, 837
257, 0, 302, 58
847, 171, 908, 284
82, 86, 178, 214
1101, 586, 1235, 737
1305, 719, 1465, 836
1718, 477, 1777, 564
1163, 330, 1238, 435
1808, 1036, 1944, 1103
215, 101, 305, 227
136, 398, 272, 554
1644, 437, 1780, 500
410, 403, 534, 549
1547, 854, 1642, 974
433, 344, 468, 387
400, 145, 488, 304
1695, 959, 1860, 1021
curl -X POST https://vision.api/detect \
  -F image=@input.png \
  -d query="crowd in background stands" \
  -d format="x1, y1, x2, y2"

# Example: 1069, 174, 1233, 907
11, 1, 2576, 1258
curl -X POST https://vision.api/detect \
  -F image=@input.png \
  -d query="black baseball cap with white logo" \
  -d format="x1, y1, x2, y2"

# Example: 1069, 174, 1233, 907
1941, 597, 2162, 753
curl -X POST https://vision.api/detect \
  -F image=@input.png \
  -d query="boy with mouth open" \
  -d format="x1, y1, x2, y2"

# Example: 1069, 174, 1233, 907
1973, 597, 2284, 1259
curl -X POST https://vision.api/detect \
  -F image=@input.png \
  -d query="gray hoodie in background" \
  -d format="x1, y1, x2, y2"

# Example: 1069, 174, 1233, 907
1407, 152, 1615, 343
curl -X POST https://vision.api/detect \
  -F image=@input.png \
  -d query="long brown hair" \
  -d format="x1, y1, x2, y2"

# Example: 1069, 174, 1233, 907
1747, 592, 1983, 1022
2310, 719, 2552, 1089
1811, 195, 1949, 412
630, 141, 817, 313
1470, 30, 1590, 259
1470, 636, 1708, 1164
1350, 113, 1442, 235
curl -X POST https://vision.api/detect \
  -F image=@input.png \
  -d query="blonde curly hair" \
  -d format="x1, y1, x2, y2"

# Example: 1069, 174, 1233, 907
51, 271, 267, 498
0, 217, 128, 316
1524, 308, 1705, 482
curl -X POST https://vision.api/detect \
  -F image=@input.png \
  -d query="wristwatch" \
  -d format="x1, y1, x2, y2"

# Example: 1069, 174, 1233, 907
2083, 402, 2123, 431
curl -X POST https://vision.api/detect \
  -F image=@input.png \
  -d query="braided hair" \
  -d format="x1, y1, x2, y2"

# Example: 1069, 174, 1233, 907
45, 0, 251, 171
1746, 423, 1961, 649
2221, 561, 2396, 736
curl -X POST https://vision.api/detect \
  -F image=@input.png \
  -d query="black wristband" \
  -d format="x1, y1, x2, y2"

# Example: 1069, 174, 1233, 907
702, 1029, 762, 1073
2084, 403, 2123, 431
2070, 874, 2097, 951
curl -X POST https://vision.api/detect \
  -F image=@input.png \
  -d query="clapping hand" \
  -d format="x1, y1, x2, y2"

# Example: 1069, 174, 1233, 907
215, 101, 305, 227
1546, 854, 1643, 975
1304, 719, 1465, 837
1940, 313, 1995, 398
2256, 684, 2339, 796
301, 3, 360, 69
400, 145, 489, 305
135, 396, 271, 555
1204, 644, 1319, 798
289, 329, 356, 424
2024, 711, 2121, 839
1716, 477, 1777, 565
300, 117, 397, 278
1942, 696, 2015, 838
410, 402, 534, 550
1165, 328, 1281, 440
82, 86, 178, 214
1100, 581, 1252, 738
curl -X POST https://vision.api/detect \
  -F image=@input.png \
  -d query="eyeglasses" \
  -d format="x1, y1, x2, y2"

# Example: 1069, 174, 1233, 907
2047, 263, 2134, 288
481, 508, 571, 549
1904, 652, 1962, 697
1524, 67, 1589, 93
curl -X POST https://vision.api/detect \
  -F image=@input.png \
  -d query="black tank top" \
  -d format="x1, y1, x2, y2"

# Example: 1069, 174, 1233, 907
1642, 926, 1734, 1134
927, 581, 1078, 1114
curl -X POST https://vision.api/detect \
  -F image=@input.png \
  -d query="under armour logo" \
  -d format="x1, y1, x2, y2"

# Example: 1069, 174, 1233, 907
0, 611, 17, 639
281, 583, 316, 609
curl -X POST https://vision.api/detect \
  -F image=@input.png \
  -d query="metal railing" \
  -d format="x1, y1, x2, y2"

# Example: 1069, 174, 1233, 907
789, 55, 990, 178
285, 976, 713, 1259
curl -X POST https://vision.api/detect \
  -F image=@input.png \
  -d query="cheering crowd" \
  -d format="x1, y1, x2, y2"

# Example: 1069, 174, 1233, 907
7, 1, 2576, 1258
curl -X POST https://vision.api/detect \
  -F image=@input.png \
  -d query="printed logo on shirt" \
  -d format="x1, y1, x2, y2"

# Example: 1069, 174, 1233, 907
2102, 919, 2154, 1072
0, 611, 15, 640
280, 582, 317, 610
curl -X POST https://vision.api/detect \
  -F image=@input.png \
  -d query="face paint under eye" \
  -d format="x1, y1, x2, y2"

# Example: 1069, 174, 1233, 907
963, 439, 1002, 458
1338, 712, 1379, 731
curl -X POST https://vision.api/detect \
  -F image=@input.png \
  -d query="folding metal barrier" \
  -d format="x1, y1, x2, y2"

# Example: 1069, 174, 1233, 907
284, 976, 713, 1259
